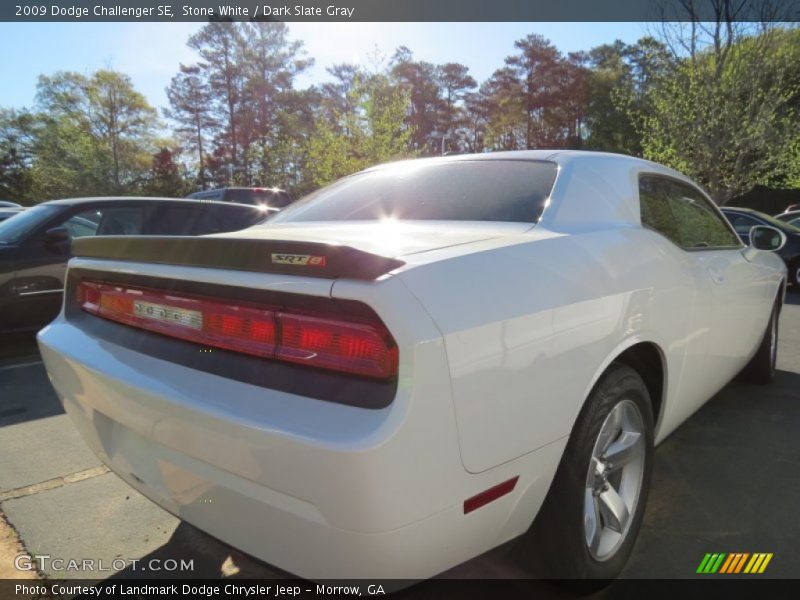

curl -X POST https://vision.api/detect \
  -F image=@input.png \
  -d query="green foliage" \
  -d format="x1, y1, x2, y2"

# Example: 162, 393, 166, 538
0, 109, 37, 202
28, 70, 158, 200
304, 73, 414, 189
635, 27, 800, 202
5, 24, 800, 205
143, 147, 192, 197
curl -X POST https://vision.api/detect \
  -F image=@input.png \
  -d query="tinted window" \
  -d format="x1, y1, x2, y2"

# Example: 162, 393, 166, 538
197, 205, 266, 234
639, 177, 740, 249
93, 207, 145, 236
145, 204, 201, 235
0, 204, 60, 243
724, 212, 761, 235
191, 190, 224, 201
224, 189, 292, 207
224, 189, 259, 205
63, 211, 100, 238
272, 160, 557, 224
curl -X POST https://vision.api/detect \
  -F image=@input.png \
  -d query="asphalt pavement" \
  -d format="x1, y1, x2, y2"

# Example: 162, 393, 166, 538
1, 293, 799, 590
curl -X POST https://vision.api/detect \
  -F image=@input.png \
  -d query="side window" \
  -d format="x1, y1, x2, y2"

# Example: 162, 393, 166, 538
62, 209, 101, 239
145, 204, 201, 236
639, 176, 740, 250
726, 213, 760, 236
224, 189, 258, 205
95, 207, 144, 236
217, 206, 265, 232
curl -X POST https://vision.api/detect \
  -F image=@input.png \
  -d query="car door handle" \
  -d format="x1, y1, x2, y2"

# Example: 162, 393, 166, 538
708, 266, 725, 284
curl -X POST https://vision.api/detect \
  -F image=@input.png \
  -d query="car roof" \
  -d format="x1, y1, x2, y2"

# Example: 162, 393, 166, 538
36, 197, 262, 210
719, 206, 768, 217
364, 149, 689, 179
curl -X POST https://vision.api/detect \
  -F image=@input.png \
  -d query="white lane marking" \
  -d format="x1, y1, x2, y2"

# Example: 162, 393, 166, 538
0, 466, 110, 502
0, 360, 44, 372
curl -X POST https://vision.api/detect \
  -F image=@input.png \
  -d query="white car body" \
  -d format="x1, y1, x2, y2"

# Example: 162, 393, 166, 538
38, 151, 786, 580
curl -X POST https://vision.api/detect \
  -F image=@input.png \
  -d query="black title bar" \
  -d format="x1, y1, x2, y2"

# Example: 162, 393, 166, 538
3, 0, 798, 22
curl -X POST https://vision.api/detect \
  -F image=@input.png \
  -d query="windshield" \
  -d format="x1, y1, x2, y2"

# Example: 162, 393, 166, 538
271, 160, 558, 224
0, 204, 60, 244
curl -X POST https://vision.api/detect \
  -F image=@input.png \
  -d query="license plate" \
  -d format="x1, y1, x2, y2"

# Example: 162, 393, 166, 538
133, 301, 202, 330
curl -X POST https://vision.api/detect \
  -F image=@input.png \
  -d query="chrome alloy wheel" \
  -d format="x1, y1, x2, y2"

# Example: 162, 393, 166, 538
583, 399, 646, 561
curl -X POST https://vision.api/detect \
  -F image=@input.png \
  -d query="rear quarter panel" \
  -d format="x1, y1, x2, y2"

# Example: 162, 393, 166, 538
397, 227, 702, 473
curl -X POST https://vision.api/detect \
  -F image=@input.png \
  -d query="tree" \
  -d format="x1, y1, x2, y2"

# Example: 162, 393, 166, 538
165, 64, 217, 189
481, 67, 526, 150
390, 48, 443, 154
144, 146, 191, 197
188, 21, 246, 182
304, 73, 413, 189
32, 69, 158, 198
0, 109, 37, 202
85, 70, 158, 190
639, 9, 800, 202
505, 34, 564, 148
238, 21, 311, 186
436, 63, 477, 153
584, 37, 672, 154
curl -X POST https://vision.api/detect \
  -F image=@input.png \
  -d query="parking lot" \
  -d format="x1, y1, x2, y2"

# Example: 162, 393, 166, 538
2, 293, 800, 589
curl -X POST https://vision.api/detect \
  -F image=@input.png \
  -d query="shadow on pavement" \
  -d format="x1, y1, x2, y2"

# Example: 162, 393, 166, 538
106, 521, 292, 580
0, 331, 40, 363
0, 331, 64, 427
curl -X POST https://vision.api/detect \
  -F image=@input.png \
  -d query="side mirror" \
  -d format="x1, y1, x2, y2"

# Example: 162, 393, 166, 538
43, 226, 69, 246
749, 225, 786, 252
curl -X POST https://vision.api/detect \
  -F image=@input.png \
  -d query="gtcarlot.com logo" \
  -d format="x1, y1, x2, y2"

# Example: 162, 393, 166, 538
697, 552, 773, 574
15, 553, 194, 573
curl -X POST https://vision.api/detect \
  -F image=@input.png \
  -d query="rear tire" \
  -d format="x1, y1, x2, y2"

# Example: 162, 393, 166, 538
739, 303, 779, 385
519, 364, 654, 581
790, 263, 800, 288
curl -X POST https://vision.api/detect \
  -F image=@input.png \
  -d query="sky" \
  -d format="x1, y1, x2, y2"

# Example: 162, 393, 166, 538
0, 22, 649, 113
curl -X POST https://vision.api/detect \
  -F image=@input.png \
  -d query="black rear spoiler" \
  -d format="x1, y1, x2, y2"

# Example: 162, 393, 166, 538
71, 236, 405, 280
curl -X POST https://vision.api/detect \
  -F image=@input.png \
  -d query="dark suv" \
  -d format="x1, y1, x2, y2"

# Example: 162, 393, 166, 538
0, 197, 267, 333
187, 187, 293, 210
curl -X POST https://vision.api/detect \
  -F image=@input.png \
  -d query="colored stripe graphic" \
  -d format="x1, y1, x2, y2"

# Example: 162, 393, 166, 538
719, 553, 749, 573
697, 553, 713, 573
701, 552, 774, 574
719, 554, 735, 574
697, 553, 727, 573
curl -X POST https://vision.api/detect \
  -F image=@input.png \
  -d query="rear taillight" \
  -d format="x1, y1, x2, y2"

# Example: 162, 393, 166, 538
76, 281, 398, 379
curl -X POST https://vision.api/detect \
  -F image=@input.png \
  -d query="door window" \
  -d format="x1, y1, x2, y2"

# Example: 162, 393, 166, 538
62, 207, 145, 238
639, 176, 741, 250
725, 212, 761, 236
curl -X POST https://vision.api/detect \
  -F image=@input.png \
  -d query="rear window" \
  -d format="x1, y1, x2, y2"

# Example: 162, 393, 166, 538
271, 160, 557, 224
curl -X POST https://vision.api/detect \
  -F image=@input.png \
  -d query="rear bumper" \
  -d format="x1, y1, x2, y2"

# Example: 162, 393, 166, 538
38, 275, 565, 580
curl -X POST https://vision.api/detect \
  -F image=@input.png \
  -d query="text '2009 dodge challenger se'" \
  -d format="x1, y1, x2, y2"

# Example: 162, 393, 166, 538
38, 151, 786, 581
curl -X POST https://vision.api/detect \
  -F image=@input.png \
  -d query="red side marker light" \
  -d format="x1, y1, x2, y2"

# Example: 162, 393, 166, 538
463, 477, 519, 514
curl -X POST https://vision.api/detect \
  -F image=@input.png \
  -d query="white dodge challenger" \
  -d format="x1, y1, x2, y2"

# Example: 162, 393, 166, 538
38, 151, 786, 580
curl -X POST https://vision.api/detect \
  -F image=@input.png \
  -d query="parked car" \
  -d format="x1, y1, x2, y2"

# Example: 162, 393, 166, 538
0, 200, 22, 208
187, 187, 293, 210
773, 209, 800, 226
39, 152, 786, 582
720, 206, 800, 285
0, 206, 24, 222
0, 197, 267, 333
